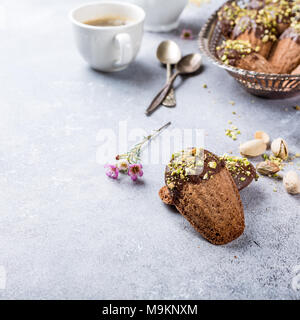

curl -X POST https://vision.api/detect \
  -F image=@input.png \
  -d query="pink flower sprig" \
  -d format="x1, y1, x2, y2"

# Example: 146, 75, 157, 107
105, 121, 171, 182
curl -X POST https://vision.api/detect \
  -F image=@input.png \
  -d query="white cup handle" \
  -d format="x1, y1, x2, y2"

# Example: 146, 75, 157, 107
114, 33, 133, 68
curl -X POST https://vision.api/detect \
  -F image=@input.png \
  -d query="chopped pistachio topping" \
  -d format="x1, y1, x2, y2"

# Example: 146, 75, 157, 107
166, 148, 204, 187
291, 16, 300, 33
217, 1, 300, 44
220, 154, 252, 180
217, 40, 255, 65
166, 149, 221, 188
208, 161, 217, 169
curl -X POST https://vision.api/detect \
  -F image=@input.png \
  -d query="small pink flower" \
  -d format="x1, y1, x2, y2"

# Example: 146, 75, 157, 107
118, 161, 129, 173
180, 29, 194, 40
128, 164, 143, 181
104, 164, 119, 180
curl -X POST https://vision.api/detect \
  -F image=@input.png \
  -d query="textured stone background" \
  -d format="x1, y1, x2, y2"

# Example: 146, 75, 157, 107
0, 0, 299, 299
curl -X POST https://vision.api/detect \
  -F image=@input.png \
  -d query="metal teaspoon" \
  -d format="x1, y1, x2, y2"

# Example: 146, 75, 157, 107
146, 53, 202, 116
156, 40, 182, 107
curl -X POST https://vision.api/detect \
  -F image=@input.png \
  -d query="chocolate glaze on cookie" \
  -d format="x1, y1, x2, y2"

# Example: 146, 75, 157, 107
163, 151, 256, 203
216, 39, 258, 66
232, 14, 266, 39
217, 0, 296, 41
217, 1, 243, 38
220, 154, 257, 190
216, 39, 277, 72
165, 149, 225, 202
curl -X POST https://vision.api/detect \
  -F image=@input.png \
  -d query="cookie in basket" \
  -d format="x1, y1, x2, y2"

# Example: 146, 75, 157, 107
264, 0, 295, 34
217, 1, 243, 38
269, 18, 300, 73
232, 10, 277, 58
216, 39, 278, 73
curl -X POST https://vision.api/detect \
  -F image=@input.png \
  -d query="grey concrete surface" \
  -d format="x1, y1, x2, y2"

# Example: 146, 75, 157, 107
0, 0, 299, 300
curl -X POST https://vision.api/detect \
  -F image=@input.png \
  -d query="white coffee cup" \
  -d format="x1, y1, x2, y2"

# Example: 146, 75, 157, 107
69, 1, 145, 72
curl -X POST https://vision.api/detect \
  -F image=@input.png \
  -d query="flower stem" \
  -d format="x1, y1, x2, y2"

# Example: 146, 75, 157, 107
117, 122, 171, 164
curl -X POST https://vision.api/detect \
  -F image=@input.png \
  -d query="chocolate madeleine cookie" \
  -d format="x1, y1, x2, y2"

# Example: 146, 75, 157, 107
269, 18, 300, 73
217, 1, 243, 38
247, 0, 294, 34
232, 10, 277, 57
264, 0, 295, 34
216, 39, 278, 73
161, 148, 245, 245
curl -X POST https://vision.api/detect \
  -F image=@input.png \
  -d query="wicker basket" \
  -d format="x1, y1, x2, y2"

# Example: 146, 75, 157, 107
198, 1, 300, 99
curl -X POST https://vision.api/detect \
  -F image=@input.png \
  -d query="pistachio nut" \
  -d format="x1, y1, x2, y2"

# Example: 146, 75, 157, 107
283, 171, 300, 195
254, 131, 270, 145
271, 138, 288, 160
256, 160, 280, 176
240, 139, 267, 157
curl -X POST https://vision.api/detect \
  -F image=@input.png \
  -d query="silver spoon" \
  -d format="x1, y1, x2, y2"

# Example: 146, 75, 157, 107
146, 53, 202, 116
156, 40, 182, 107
